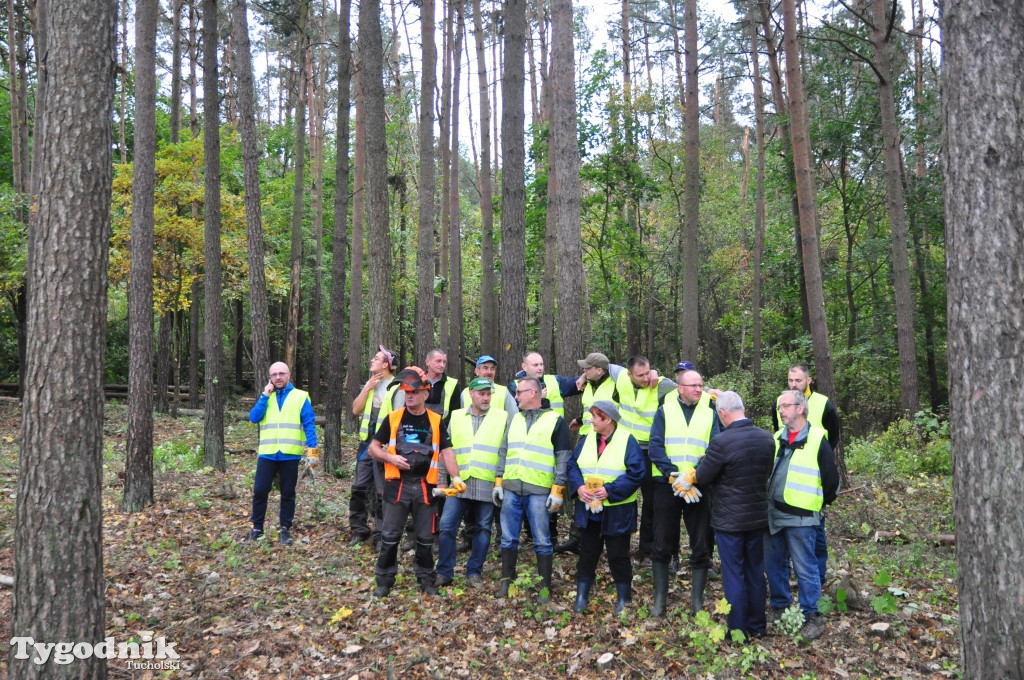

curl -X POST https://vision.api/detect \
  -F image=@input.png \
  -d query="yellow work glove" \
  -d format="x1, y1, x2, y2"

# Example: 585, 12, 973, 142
492, 477, 504, 506
451, 476, 468, 494
588, 498, 604, 513
304, 447, 320, 466
432, 487, 460, 498
546, 485, 565, 513
683, 467, 698, 487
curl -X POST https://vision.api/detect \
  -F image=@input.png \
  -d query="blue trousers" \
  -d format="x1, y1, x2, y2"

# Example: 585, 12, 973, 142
717, 529, 767, 638
765, 525, 821, 617
500, 491, 553, 555
250, 456, 300, 530
437, 496, 495, 578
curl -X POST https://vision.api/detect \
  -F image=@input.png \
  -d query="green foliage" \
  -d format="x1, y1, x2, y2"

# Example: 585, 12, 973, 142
777, 603, 806, 637
154, 440, 204, 472
846, 411, 951, 477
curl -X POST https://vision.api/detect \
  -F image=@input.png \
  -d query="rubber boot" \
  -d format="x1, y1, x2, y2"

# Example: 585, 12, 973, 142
574, 580, 592, 613
690, 567, 708, 615
614, 583, 633, 615
554, 524, 582, 554
651, 560, 669, 617
537, 553, 553, 603
497, 549, 518, 598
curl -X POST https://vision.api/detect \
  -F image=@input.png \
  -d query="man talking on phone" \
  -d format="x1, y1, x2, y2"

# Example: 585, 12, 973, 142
244, 361, 318, 545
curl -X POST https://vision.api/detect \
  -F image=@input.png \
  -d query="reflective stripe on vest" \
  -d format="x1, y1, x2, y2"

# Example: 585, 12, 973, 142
359, 384, 399, 439
774, 426, 827, 512
576, 430, 637, 507
460, 383, 511, 412
384, 408, 442, 483
449, 407, 508, 482
258, 389, 309, 456
654, 393, 713, 478
616, 371, 660, 443
776, 391, 828, 431
513, 375, 565, 416
504, 410, 560, 488
580, 378, 617, 437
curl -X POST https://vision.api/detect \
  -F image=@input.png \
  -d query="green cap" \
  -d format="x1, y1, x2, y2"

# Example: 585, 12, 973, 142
468, 377, 494, 392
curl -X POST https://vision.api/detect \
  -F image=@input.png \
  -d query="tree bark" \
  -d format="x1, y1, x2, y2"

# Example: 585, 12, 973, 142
324, 0, 352, 474
681, 0, 700, 362
361, 0, 393, 347
473, 0, 497, 357
202, 0, 225, 471
12, 1, 116, 676
342, 67, 366, 429
124, 0, 159, 513
232, 0, 270, 384
870, 0, 919, 417
438, 0, 453, 354
415, 0, 437, 364
497, 0, 527, 383
285, 0, 309, 370
309, 29, 325, 403
945, 2, 1024, 676
749, 2, 766, 401
447, 0, 466, 383
550, 0, 583, 386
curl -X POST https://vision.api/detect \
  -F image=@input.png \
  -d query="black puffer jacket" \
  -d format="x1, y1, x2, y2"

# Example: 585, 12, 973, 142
693, 419, 775, 533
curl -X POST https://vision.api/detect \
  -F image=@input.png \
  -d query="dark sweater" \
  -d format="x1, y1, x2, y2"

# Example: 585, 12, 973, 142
693, 418, 776, 533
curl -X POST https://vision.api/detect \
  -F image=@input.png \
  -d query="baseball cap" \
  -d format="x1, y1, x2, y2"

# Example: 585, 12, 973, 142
468, 377, 494, 391
475, 355, 498, 367
577, 352, 610, 370
673, 360, 696, 373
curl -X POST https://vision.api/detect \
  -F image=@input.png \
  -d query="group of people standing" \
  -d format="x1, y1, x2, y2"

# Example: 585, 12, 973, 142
244, 349, 840, 642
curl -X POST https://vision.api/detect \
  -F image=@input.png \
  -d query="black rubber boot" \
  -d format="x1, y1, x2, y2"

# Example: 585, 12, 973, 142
574, 580, 592, 613
651, 560, 669, 617
691, 567, 708, 615
554, 524, 582, 554
537, 553, 554, 603
614, 583, 633, 615
497, 549, 518, 598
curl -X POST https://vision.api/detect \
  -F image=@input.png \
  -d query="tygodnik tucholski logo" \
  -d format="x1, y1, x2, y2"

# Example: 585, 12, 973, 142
9, 633, 181, 670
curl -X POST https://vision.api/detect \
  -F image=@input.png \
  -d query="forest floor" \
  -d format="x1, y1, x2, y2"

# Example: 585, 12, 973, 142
0, 400, 960, 679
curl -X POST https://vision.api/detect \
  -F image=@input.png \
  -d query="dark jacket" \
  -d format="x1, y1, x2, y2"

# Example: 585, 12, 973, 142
567, 427, 645, 536
693, 418, 775, 533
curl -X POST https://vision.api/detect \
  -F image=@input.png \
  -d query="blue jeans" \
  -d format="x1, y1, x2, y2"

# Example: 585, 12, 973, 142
437, 496, 495, 578
500, 491, 553, 555
815, 515, 828, 584
765, 525, 820, 617
717, 530, 767, 638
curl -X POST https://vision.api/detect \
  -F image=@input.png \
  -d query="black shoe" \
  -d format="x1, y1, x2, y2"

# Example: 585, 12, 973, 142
554, 537, 580, 555
420, 578, 439, 596
614, 583, 632, 615
347, 534, 369, 548
372, 585, 391, 598
651, 561, 669, 617
800, 613, 825, 640
279, 527, 292, 545
242, 528, 264, 543
435, 575, 454, 588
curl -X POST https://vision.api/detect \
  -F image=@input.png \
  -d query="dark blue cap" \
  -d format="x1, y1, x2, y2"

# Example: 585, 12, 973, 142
674, 360, 696, 373
476, 355, 498, 367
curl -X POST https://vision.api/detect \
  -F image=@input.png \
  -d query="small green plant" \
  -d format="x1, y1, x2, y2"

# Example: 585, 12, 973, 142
817, 594, 835, 614
777, 603, 805, 636
871, 591, 898, 614
154, 440, 203, 472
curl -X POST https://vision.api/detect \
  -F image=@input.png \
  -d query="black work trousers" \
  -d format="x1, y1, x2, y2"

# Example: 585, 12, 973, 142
375, 476, 438, 588
651, 481, 713, 568
637, 447, 655, 557
575, 518, 633, 586
349, 446, 383, 540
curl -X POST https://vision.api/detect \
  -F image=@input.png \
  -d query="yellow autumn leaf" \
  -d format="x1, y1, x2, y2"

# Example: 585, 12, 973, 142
714, 597, 732, 615
329, 606, 354, 624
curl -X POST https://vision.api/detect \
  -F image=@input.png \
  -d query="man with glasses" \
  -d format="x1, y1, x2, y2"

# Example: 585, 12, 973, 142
492, 376, 572, 603
647, 365, 720, 616
765, 390, 839, 640
245, 362, 318, 545
771, 363, 841, 586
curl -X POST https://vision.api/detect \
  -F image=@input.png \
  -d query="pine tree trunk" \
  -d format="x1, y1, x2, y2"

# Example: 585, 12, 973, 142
497, 0, 527, 383
414, 0, 437, 364
750, 2, 766, 401
124, 0, 159, 513
286, 0, 309, 370
361, 0, 393, 347
447, 0, 466, 382
550, 0, 583, 385
342, 68, 366, 426
324, 0, 352, 474
870, 0, 919, 417
232, 0, 270, 384
473, 0, 497, 357
309, 30, 325, 403
202, 0, 225, 471
945, 1, 1024, 675
12, 1, 116, 675
681, 0, 700, 362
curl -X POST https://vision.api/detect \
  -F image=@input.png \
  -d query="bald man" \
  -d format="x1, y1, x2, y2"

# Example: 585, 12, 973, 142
245, 362, 318, 545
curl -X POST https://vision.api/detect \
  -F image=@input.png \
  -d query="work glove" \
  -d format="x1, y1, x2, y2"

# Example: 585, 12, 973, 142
433, 487, 460, 498
546, 485, 565, 513
303, 447, 320, 466
683, 467, 698, 487
588, 498, 604, 514
451, 476, 467, 494
492, 477, 504, 506
669, 472, 700, 502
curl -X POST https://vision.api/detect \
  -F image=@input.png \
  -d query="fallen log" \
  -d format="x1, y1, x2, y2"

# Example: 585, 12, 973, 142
874, 530, 955, 546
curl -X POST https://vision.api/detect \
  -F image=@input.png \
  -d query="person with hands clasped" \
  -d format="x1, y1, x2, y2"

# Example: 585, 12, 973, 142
567, 401, 644, 614
492, 376, 573, 603
245, 362, 318, 546
368, 367, 461, 598
434, 377, 510, 589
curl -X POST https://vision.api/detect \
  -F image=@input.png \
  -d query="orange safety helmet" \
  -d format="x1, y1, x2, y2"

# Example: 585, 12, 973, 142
395, 366, 431, 392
